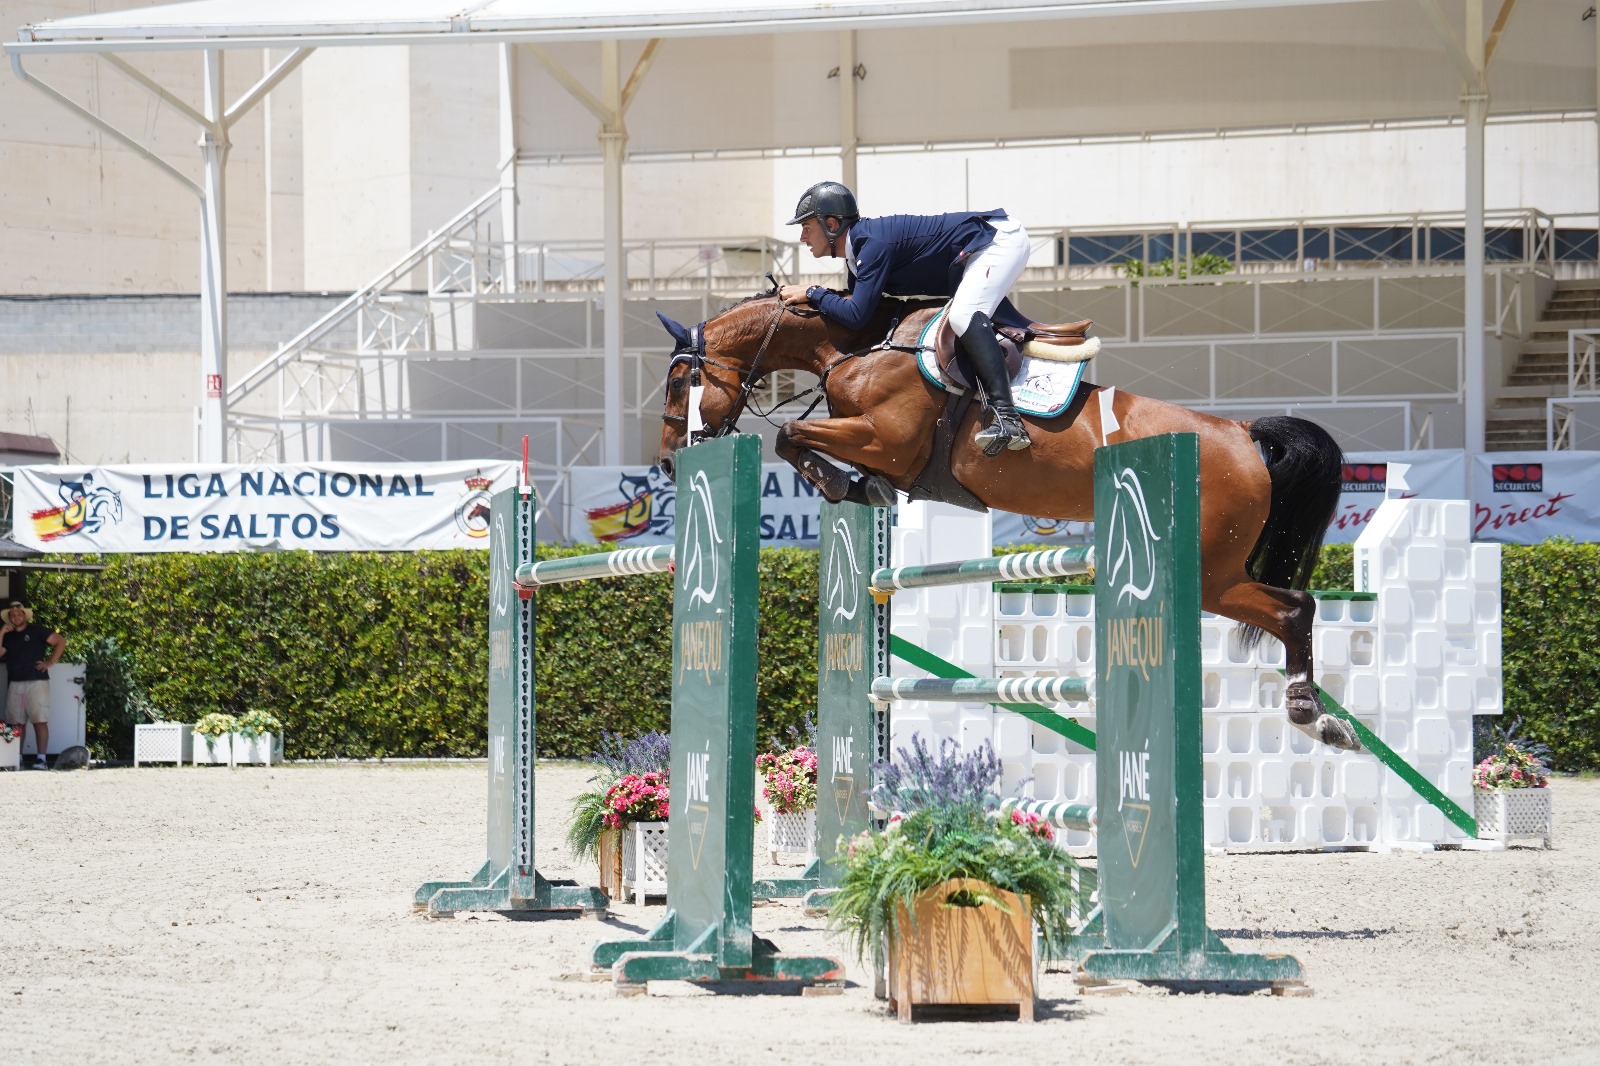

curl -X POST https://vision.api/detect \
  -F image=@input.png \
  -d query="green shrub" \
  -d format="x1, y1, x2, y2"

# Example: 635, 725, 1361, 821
28, 546, 819, 762
26, 540, 1600, 772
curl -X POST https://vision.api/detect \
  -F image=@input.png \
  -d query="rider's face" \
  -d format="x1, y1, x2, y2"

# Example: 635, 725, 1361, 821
799, 217, 838, 259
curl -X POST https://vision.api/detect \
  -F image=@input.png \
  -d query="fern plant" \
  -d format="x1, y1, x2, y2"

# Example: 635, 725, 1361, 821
825, 736, 1082, 963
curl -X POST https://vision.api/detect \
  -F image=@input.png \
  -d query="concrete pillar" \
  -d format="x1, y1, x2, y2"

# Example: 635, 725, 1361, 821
1462, 0, 1487, 463
197, 49, 230, 463
601, 40, 625, 466
499, 44, 520, 293
839, 32, 858, 191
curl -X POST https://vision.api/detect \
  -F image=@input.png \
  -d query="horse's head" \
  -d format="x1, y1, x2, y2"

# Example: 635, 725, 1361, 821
655, 293, 811, 480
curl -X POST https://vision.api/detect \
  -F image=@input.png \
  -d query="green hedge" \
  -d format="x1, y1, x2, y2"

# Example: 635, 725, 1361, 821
29, 547, 819, 762
26, 541, 1600, 770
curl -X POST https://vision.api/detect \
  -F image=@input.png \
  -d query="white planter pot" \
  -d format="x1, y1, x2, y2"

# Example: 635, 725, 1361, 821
232, 732, 283, 765
1474, 788, 1552, 848
620, 822, 669, 903
192, 733, 234, 765
0, 735, 22, 771
134, 723, 193, 767
191, 731, 283, 766
766, 808, 817, 864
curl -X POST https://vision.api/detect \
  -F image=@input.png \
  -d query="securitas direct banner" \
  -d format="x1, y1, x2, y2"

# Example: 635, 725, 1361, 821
12, 462, 516, 553
572, 451, 1600, 549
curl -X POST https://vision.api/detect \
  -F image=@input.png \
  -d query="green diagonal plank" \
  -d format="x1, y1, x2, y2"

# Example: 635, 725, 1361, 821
1305, 680, 1478, 838
888, 635, 1096, 751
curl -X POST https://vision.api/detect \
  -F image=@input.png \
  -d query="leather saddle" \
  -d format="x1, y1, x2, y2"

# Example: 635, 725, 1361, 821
929, 310, 1098, 393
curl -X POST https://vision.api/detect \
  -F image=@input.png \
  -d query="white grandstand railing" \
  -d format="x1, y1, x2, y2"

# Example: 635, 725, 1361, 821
1547, 398, 1600, 451
1014, 268, 1538, 343
414, 206, 1581, 300
1568, 329, 1600, 396
228, 185, 503, 409
224, 183, 1587, 471
1094, 331, 1463, 407
1192, 401, 1431, 452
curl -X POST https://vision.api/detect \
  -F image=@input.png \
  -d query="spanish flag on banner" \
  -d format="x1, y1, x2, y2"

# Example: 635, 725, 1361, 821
586, 493, 654, 543
30, 499, 85, 542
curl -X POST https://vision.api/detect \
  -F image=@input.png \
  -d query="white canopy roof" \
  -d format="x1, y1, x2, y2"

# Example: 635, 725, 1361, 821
11, 1, 1589, 149
14, 1, 1375, 49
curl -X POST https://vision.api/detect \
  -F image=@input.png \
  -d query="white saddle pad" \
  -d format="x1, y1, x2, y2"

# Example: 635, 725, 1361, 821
914, 309, 1092, 419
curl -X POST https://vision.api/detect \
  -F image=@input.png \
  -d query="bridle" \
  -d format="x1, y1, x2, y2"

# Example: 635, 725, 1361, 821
659, 279, 922, 445
660, 281, 790, 445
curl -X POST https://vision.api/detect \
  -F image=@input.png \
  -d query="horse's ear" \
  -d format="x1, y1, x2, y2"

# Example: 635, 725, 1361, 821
656, 311, 693, 350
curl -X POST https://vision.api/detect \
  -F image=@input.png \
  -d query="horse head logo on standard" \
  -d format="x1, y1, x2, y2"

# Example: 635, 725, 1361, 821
822, 515, 863, 624
1100, 462, 1168, 869
674, 468, 726, 687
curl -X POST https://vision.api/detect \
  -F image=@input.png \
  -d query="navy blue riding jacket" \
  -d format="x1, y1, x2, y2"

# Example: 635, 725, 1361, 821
805, 209, 1008, 332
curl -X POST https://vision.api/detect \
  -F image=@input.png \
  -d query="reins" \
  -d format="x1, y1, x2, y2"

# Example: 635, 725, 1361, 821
660, 284, 927, 441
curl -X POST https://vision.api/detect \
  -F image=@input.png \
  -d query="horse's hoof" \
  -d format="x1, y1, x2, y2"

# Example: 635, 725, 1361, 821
1314, 714, 1362, 752
1280, 681, 1318, 723
862, 475, 897, 507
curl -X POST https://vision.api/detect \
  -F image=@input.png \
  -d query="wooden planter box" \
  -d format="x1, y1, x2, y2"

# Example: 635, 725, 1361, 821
886, 878, 1035, 1023
597, 827, 624, 900
1475, 788, 1553, 848
0, 734, 22, 771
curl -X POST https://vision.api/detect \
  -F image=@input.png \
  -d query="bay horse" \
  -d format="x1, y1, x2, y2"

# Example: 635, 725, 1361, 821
654, 290, 1358, 752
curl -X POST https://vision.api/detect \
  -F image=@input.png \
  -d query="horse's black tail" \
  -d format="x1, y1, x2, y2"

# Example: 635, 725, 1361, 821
1245, 416, 1344, 592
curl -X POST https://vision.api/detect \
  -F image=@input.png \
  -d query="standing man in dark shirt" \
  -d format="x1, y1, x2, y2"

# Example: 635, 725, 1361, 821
1, 602, 64, 769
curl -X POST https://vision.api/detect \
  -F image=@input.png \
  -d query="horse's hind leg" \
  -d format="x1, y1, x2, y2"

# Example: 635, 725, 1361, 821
1208, 577, 1362, 753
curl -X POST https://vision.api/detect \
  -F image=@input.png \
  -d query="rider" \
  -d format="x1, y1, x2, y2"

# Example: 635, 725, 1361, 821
777, 181, 1032, 455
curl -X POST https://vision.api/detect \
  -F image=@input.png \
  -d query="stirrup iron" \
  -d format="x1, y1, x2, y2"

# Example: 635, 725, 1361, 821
974, 407, 1031, 457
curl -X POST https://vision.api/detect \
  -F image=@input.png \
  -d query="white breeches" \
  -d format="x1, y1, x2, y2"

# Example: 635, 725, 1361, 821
948, 217, 1030, 336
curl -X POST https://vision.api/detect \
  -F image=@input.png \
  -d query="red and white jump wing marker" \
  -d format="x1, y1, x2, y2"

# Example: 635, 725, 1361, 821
519, 435, 531, 498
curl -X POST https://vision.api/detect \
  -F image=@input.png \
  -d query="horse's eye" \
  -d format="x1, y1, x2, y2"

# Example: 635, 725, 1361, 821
668, 377, 686, 396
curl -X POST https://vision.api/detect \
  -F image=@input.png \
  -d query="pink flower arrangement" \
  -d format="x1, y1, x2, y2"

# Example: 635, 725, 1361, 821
0, 723, 22, 743
1473, 742, 1549, 791
1009, 808, 1055, 842
602, 772, 670, 827
756, 746, 818, 815
600, 769, 763, 828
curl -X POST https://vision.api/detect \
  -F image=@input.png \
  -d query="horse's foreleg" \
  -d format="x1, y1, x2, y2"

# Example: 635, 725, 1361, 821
776, 417, 902, 505
1208, 579, 1361, 752
776, 420, 868, 503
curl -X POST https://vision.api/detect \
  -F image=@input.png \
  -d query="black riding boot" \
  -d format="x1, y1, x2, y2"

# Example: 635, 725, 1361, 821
961, 311, 1031, 456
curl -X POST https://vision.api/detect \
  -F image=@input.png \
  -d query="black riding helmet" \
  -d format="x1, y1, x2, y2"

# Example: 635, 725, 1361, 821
787, 181, 859, 238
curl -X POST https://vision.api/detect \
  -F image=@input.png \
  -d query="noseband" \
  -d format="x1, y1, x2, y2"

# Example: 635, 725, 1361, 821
661, 298, 788, 445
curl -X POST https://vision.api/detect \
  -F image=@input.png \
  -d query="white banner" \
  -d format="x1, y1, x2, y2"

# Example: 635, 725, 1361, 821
1469, 452, 1600, 544
555, 451, 1600, 550
1325, 450, 1468, 544
11, 462, 517, 553
570, 463, 825, 546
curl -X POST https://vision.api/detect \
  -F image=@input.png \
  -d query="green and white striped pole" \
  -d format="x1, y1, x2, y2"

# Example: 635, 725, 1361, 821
869, 546, 1093, 595
516, 545, 673, 588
